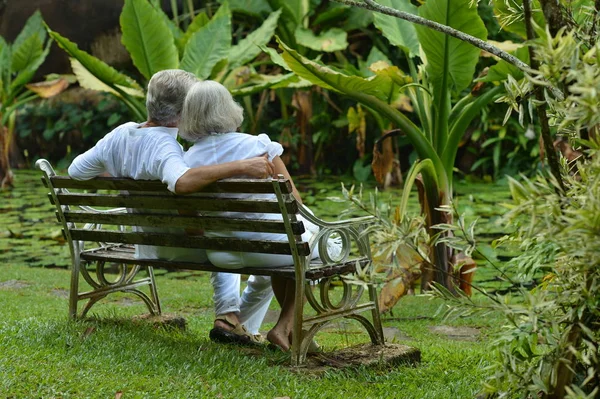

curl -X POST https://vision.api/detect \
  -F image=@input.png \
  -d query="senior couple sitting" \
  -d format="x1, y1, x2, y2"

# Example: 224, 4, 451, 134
68, 69, 337, 351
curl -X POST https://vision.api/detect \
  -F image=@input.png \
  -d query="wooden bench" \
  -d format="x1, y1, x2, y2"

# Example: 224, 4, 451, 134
37, 158, 384, 365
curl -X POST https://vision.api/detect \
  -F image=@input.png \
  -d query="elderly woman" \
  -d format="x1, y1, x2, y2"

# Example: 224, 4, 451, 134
180, 80, 338, 351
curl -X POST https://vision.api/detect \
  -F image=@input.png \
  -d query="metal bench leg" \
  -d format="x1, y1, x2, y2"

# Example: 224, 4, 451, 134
368, 284, 385, 345
146, 266, 162, 315
68, 254, 81, 319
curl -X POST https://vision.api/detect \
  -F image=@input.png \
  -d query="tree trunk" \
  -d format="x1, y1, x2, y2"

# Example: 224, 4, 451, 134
538, 0, 570, 37
0, 126, 14, 189
292, 90, 315, 175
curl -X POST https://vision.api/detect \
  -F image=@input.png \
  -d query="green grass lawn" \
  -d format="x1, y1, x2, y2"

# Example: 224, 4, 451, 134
0, 170, 513, 399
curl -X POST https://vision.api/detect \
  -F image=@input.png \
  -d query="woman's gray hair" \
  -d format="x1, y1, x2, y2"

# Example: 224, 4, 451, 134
146, 69, 198, 126
179, 80, 244, 142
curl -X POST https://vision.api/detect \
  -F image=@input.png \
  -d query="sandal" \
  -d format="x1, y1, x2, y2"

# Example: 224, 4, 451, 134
209, 315, 264, 347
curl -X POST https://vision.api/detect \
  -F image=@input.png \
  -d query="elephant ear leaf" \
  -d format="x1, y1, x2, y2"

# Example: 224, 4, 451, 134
373, 0, 419, 57
70, 59, 143, 98
178, 12, 210, 53
493, 0, 545, 39
11, 35, 43, 73
47, 28, 143, 92
277, 38, 393, 102
228, 8, 281, 69
294, 27, 348, 52
11, 10, 47, 73
120, 0, 179, 80
180, 2, 232, 79
13, 10, 46, 50
416, 0, 487, 97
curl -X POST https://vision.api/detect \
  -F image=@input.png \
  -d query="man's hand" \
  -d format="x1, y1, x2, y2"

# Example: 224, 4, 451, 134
242, 155, 275, 179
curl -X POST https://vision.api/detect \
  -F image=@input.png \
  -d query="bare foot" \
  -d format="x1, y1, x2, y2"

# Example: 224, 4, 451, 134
266, 329, 291, 351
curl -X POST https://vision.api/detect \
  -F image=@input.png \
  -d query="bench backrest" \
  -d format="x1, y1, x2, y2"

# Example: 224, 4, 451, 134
38, 159, 311, 258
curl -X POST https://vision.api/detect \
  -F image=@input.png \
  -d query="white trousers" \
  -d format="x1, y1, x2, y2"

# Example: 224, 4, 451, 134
209, 211, 342, 335
211, 272, 273, 335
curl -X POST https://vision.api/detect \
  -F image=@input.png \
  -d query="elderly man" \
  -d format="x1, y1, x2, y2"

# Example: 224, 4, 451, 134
68, 69, 274, 346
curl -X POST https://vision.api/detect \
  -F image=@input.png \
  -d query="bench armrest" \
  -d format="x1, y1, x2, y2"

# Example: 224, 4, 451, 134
297, 203, 375, 265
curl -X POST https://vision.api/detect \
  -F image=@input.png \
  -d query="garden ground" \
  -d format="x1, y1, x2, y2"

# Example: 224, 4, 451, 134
1, 170, 514, 398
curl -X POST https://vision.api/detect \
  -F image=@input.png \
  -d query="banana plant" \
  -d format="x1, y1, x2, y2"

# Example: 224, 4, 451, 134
0, 11, 65, 189
274, 0, 506, 290
46, 0, 285, 121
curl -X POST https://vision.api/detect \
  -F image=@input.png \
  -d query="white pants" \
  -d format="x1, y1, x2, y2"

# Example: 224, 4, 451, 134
211, 272, 273, 335
209, 212, 342, 334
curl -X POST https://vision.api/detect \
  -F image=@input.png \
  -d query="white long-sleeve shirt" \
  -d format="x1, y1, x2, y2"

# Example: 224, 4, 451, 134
68, 122, 206, 262
68, 122, 190, 192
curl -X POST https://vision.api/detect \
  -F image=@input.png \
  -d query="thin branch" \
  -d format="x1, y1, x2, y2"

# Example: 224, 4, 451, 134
333, 0, 565, 100
334, 0, 532, 73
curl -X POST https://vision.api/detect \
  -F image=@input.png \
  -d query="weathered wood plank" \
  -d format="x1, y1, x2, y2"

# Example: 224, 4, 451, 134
60, 210, 305, 234
55, 193, 298, 213
49, 176, 293, 194
79, 246, 364, 280
69, 229, 312, 256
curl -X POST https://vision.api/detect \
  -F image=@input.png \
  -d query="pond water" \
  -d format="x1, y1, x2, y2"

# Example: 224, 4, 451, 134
0, 170, 517, 291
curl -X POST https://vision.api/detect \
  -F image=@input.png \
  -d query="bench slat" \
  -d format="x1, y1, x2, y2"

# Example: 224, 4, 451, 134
69, 229, 312, 256
61, 210, 305, 234
79, 246, 364, 280
55, 193, 298, 213
49, 176, 293, 194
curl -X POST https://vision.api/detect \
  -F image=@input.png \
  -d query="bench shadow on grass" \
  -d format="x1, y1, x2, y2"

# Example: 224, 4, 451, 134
69, 314, 420, 375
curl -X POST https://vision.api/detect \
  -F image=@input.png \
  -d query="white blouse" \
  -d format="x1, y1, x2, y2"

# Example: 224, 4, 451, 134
183, 132, 283, 167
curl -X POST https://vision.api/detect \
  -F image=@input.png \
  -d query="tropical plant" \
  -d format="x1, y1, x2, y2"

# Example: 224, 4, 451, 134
46, 0, 284, 122
433, 2, 600, 396
273, 0, 510, 291
433, 144, 600, 397
0, 11, 66, 189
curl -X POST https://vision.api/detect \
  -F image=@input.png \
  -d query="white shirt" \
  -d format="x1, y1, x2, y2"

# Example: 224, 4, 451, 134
183, 132, 326, 266
68, 122, 206, 262
184, 132, 283, 168
68, 122, 190, 193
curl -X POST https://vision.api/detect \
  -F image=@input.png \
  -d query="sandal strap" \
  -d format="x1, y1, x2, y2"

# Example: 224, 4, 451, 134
215, 315, 263, 344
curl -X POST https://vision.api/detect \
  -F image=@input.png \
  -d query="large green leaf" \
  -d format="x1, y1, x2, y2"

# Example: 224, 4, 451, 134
47, 28, 143, 91
180, 3, 232, 79
360, 46, 392, 77
222, 0, 272, 16
120, 0, 179, 80
13, 10, 46, 50
11, 34, 43, 73
0, 40, 10, 96
478, 45, 529, 83
294, 27, 348, 52
70, 58, 145, 120
493, 0, 545, 39
149, 0, 184, 45
277, 38, 436, 168
70, 59, 144, 98
278, 39, 394, 102
178, 12, 210, 53
269, 0, 309, 27
260, 44, 290, 71
228, 9, 281, 69
10, 40, 51, 92
373, 0, 419, 57
229, 72, 298, 96
416, 0, 487, 96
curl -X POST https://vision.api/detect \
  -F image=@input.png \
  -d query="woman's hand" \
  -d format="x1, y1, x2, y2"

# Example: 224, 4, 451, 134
241, 155, 275, 179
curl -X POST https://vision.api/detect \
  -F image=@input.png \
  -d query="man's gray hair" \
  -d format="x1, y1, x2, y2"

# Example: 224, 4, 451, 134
146, 69, 198, 126
179, 80, 244, 142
